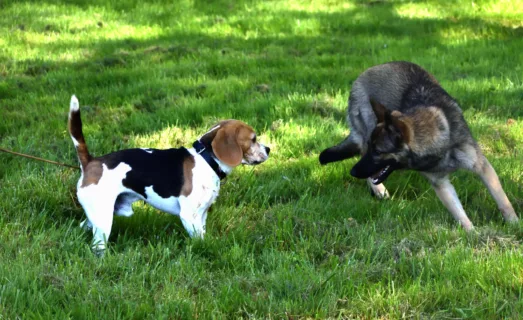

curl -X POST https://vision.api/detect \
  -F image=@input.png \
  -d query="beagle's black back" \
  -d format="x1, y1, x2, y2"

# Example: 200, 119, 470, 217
100, 148, 192, 199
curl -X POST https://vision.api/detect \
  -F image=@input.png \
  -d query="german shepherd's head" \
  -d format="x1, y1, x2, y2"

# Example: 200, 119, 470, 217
350, 99, 411, 185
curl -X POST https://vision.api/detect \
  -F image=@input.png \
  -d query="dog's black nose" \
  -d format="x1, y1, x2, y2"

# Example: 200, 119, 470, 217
265, 146, 271, 155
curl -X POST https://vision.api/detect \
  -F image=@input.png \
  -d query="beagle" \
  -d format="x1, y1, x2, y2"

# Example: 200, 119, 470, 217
68, 95, 270, 254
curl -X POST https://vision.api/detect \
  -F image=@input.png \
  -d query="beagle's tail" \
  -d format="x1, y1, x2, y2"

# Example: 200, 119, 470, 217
68, 95, 91, 169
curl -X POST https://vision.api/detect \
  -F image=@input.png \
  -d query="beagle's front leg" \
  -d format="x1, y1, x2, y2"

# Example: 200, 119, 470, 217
178, 196, 210, 238
179, 172, 220, 238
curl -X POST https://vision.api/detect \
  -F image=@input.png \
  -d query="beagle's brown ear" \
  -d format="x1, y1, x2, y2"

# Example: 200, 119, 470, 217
212, 126, 243, 167
370, 99, 387, 124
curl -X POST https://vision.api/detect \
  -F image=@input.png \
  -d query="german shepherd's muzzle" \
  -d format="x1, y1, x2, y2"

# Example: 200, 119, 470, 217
350, 152, 401, 185
319, 61, 519, 231
349, 107, 407, 184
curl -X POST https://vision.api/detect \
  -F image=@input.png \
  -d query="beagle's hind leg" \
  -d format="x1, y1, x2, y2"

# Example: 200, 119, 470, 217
80, 219, 93, 231
77, 189, 119, 255
114, 193, 140, 217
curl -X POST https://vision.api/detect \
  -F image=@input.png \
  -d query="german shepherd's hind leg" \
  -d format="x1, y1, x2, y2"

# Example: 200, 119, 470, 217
423, 173, 474, 231
472, 156, 519, 223
367, 179, 390, 199
319, 134, 361, 165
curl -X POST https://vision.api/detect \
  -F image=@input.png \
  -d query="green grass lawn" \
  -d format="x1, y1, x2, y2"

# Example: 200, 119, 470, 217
1, 0, 523, 318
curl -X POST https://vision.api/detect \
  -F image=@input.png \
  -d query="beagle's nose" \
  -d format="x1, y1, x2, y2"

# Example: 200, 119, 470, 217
265, 146, 271, 155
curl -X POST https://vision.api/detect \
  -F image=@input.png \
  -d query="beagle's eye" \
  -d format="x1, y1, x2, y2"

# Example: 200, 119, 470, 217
252, 136, 256, 143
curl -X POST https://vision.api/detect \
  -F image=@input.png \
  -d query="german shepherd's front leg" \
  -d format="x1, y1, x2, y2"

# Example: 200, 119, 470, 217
367, 179, 390, 199
423, 173, 474, 231
473, 157, 519, 223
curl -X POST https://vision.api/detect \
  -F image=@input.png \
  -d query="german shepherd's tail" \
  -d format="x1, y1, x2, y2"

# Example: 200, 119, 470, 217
319, 134, 361, 165
68, 95, 92, 169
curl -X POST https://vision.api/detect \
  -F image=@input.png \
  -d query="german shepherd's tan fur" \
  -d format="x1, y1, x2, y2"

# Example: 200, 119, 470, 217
319, 61, 518, 230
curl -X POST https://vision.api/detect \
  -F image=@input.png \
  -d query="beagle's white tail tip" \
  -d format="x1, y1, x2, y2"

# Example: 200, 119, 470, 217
70, 95, 79, 112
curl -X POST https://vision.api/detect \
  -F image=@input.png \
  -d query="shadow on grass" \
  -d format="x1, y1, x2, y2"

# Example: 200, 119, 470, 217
1, 0, 521, 119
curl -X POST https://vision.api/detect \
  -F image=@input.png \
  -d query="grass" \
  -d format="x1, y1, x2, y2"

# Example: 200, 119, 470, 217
1, 0, 523, 318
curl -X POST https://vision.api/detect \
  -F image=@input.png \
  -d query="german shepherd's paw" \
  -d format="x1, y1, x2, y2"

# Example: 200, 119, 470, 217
368, 182, 390, 199
319, 148, 337, 165
319, 144, 359, 165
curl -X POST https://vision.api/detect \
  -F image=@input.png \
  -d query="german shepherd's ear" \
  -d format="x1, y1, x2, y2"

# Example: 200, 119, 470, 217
390, 111, 411, 144
370, 99, 387, 123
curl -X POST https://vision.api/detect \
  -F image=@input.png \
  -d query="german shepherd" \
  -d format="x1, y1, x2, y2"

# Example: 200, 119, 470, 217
319, 61, 518, 230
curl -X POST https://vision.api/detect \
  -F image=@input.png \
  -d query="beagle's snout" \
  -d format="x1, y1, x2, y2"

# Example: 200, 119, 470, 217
265, 146, 271, 155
